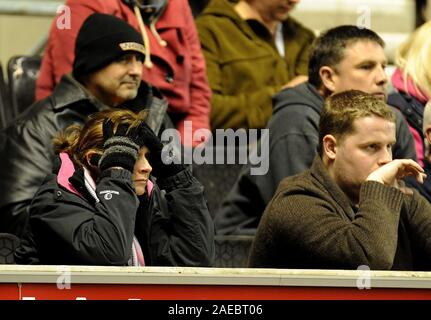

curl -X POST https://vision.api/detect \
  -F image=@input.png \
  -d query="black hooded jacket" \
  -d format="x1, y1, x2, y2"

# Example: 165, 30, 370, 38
215, 82, 417, 235
14, 154, 215, 266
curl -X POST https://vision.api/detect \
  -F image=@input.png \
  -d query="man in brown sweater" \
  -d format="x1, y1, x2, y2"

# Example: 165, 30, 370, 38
249, 90, 431, 270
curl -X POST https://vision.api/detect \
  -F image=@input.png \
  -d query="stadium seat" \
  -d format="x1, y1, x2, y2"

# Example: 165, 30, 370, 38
0, 233, 20, 264
193, 161, 243, 218
0, 63, 9, 129
214, 235, 254, 267
192, 133, 252, 218
7, 55, 41, 119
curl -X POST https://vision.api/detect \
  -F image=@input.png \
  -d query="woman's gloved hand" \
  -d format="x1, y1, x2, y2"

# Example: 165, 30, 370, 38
99, 119, 147, 172
140, 126, 185, 179
99, 118, 184, 178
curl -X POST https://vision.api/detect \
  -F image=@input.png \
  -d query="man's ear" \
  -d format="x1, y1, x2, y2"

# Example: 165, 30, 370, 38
319, 66, 337, 93
84, 151, 102, 170
322, 134, 338, 160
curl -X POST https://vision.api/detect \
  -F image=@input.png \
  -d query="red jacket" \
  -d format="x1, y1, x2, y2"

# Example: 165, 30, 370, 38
36, 0, 211, 146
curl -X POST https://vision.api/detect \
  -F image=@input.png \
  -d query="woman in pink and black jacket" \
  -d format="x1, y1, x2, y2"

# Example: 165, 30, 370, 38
15, 109, 215, 266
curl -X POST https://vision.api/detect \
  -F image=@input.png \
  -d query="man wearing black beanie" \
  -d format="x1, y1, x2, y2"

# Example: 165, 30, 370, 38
73, 13, 147, 107
0, 13, 168, 239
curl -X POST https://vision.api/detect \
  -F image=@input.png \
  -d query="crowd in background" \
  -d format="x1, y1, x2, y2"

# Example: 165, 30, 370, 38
0, 0, 430, 270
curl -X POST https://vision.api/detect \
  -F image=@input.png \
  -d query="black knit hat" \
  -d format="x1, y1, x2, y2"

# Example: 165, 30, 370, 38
72, 13, 145, 78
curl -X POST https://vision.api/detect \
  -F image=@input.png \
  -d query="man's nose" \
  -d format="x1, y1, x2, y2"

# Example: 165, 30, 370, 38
376, 65, 388, 86
128, 56, 143, 75
378, 147, 392, 166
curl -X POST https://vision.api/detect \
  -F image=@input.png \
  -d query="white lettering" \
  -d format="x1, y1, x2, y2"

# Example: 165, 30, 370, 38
159, 122, 269, 175
56, 5, 71, 30
356, 265, 371, 289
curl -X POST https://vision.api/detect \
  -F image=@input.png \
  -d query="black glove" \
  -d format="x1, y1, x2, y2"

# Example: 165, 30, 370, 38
142, 127, 185, 179
99, 120, 148, 173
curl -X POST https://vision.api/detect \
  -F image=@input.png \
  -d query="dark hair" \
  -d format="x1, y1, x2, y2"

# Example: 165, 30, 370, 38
318, 90, 395, 155
308, 25, 385, 88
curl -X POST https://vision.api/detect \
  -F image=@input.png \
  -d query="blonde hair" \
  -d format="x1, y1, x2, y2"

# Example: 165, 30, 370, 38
395, 21, 431, 99
53, 109, 148, 167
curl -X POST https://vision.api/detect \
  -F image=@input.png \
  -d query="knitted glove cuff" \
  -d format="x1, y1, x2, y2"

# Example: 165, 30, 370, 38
103, 136, 139, 151
156, 168, 193, 191
153, 162, 186, 179
99, 167, 133, 181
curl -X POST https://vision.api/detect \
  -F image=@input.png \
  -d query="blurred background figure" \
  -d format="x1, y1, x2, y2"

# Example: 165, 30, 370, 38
405, 101, 431, 201
189, 0, 210, 16
388, 21, 431, 167
196, 0, 315, 130
415, 0, 430, 27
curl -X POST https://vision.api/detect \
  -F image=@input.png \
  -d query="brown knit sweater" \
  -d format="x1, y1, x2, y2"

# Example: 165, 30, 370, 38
249, 156, 431, 270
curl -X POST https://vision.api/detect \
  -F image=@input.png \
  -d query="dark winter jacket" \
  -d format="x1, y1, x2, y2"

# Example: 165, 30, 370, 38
249, 156, 431, 270
0, 75, 168, 238
388, 91, 426, 165
405, 158, 431, 203
14, 154, 215, 266
388, 67, 430, 167
215, 82, 417, 235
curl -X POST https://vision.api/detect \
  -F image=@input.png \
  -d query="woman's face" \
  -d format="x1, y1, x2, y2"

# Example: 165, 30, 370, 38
132, 147, 152, 196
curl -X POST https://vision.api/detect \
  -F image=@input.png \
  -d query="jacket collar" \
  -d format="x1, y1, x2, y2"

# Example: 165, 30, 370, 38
50, 74, 163, 114
120, 80, 155, 112
50, 74, 106, 111
309, 155, 357, 220
55, 153, 155, 204
55, 153, 99, 206
391, 67, 429, 104
201, 0, 261, 42
272, 82, 324, 115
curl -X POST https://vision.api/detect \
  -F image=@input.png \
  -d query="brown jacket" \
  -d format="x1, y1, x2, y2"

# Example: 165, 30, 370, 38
249, 156, 431, 270
196, 0, 315, 129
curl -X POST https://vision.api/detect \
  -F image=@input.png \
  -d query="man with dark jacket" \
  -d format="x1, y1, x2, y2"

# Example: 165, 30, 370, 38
249, 90, 431, 270
36, 0, 211, 147
0, 13, 170, 238
215, 25, 417, 235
